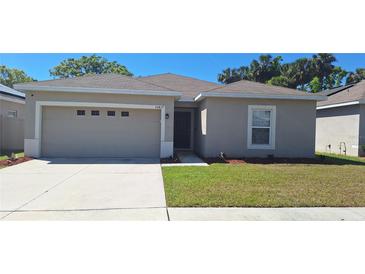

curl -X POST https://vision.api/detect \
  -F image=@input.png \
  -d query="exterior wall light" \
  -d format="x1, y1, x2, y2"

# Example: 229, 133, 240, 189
165, 113, 169, 119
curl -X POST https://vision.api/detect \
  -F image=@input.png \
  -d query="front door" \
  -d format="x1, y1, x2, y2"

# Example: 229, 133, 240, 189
174, 111, 191, 149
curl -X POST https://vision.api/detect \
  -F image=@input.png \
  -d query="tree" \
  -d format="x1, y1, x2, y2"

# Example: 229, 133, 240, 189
0, 65, 35, 88
217, 53, 365, 93
267, 75, 292, 88
310, 53, 337, 89
290, 58, 314, 90
272, 59, 313, 90
49, 55, 133, 78
217, 68, 243, 84
218, 54, 282, 84
248, 55, 282, 83
346, 68, 365, 84
308, 76, 321, 93
325, 66, 348, 89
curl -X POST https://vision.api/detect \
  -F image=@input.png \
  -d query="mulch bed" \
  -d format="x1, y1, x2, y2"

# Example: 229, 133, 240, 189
204, 157, 332, 165
0, 157, 33, 167
204, 157, 245, 164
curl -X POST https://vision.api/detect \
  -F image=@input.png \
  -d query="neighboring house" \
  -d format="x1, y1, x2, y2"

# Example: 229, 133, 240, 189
0, 84, 25, 154
316, 80, 365, 156
14, 73, 324, 159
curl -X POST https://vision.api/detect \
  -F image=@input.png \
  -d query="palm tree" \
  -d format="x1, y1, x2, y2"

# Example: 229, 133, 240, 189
346, 68, 365, 84
249, 55, 282, 83
292, 58, 312, 90
217, 68, 240, 84
310, 53, 337, 88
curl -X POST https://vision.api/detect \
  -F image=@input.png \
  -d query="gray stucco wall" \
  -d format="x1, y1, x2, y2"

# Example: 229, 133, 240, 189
316, 105, 360, 156
24, 91, 175, 142
196, 97, 316, 158
359, 104, 365, 156
0, 98, 25, 153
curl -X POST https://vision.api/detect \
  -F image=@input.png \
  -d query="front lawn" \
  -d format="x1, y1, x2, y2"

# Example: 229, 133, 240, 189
162, 153, 365, 207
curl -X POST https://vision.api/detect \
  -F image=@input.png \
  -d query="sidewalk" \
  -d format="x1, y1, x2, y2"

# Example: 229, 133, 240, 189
167, 207, 365, 221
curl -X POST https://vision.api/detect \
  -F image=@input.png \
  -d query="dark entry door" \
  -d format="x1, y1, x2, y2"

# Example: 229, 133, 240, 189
174, 111, 191, 149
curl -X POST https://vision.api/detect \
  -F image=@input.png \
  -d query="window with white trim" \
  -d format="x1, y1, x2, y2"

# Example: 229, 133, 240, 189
7, 110, 17, 118
248, 105, 276, 149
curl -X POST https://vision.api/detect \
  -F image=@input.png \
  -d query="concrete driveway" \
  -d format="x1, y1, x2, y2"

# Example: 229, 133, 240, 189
0, 158, 168, 220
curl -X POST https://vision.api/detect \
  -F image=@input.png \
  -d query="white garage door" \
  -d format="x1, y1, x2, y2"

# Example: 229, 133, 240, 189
41, 106, 161, 158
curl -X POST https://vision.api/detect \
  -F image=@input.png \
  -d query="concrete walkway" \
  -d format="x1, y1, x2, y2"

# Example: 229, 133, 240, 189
162, 151, 208, 167
167, 207, 365, 221
0, 158, 167, 220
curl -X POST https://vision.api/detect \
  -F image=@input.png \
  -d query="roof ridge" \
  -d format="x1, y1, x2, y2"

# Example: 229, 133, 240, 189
205, 79, 301, 93
141, 72, 220, 86
132, 75, 176, 92
358, 80, 365, 99
141, 72, 173, 78
238, 79, 302, 92
202, 84, 227, 93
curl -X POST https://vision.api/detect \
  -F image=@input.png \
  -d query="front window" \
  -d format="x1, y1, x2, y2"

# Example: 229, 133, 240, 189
248, 105, 276, 149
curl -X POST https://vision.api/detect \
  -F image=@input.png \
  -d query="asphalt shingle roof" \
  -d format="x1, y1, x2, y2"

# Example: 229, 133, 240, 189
317, 80, 365, 107
0, 83, 25, 99
15, 73, 174, 92
139, 73, 220, 101
14, 73, 325, 101
318, 84, 354, 96
205, 80, 317, 98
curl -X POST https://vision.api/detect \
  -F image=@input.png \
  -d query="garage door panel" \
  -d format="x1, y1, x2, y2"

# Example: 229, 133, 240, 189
41, 106, 160, 158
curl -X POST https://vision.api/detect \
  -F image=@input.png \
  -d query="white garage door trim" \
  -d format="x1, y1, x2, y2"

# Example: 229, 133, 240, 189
25, 100, 172, 158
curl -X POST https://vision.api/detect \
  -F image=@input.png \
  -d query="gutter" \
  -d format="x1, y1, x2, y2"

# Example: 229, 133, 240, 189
0, 94, 25, 104
317, 100, 364, 110
194, 91, 327, 102
13, 84, 182, 98
0, 90, 25, 99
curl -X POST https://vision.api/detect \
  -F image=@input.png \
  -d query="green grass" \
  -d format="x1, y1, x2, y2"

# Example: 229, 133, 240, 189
316, 152, 365, 164
162, 153, 365, 207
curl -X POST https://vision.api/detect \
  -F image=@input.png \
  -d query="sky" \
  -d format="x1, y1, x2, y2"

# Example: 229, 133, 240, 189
1, 53, 364, 83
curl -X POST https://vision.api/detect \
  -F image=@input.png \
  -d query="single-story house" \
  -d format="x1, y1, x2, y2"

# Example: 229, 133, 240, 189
14, 73, 324, 159
0, 83, 25, 154
316, 80, 365, 156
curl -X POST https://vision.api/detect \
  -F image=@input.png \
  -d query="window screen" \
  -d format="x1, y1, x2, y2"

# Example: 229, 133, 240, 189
251, 110, 271, 145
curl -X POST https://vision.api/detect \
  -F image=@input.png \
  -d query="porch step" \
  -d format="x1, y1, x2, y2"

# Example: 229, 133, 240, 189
176, 152, 208, 166
161, 152, 208, 167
